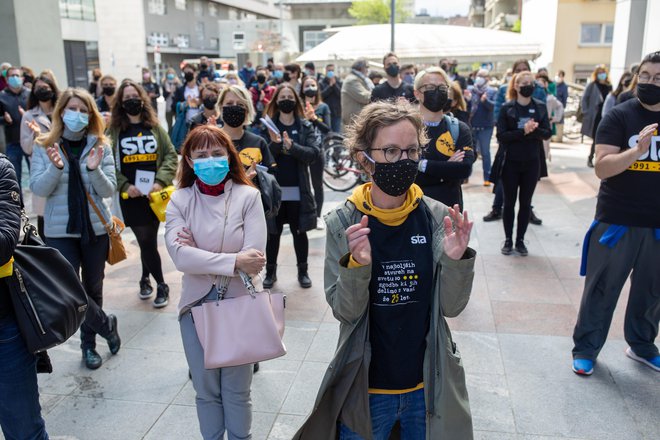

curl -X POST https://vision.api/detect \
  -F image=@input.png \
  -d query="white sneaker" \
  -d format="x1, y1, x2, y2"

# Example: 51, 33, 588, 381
316, 217, 325, 230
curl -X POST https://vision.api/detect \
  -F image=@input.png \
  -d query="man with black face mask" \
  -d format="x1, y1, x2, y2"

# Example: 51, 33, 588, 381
571, 51, 660, 377
413, 67, 474, 208
439, 58, 467, 90
371, 52, 415, 103
95, 75, 117, 116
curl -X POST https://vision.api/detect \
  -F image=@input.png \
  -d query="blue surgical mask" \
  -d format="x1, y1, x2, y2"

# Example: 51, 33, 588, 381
193, 156, 230, 186
273, 70, 283, 80
7, 75, 23, 89
326, 71, 335, 78
403, 73, 414, 85
597, 72, 607, 82
167, 73, 175, 80
62, 109, 89, 133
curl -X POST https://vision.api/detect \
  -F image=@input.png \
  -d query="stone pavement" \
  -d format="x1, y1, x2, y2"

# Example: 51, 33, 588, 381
5, 140, 659, 440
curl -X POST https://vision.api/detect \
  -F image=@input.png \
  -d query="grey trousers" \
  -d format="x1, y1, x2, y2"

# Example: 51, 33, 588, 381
180, 312, 253, 440
572, 222, 660, 361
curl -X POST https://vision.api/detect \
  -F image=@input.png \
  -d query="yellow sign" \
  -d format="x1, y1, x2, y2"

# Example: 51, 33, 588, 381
149, 186, 175, 222
628, 161, 660, 172
123, 154, 158, 163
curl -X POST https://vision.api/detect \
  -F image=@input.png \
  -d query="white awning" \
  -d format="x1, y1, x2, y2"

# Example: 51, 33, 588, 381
295, 23, 542, 65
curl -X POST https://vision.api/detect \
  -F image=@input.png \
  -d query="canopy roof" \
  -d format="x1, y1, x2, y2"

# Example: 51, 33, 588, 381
295, 24, 542, 65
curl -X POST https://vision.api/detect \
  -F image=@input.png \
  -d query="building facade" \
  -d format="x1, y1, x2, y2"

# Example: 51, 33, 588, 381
469, 0, 486, 27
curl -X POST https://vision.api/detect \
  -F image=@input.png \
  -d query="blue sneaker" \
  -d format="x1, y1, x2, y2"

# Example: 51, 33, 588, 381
572, 358, 594, 376
625, 347, 660, 372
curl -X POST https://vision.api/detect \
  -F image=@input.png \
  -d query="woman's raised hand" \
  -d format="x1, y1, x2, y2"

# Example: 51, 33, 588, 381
86, 146, 104, 170
346, 215, 371, 265
442, 204, 473, 260
46, 143, 64, 169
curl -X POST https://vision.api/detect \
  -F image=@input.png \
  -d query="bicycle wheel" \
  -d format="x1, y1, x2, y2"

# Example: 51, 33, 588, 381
323, 144, 350, 178
323, 148, 361, 191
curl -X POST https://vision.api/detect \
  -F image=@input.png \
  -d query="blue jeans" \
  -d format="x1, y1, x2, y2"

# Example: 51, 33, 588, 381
330, 115, 342, 133
472, 127, 493, 182
339, 388, 426, 440
6, 143, 29, 192
0, 316, 49, 440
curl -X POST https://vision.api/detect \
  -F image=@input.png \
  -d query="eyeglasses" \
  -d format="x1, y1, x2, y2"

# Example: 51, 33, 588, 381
638, 73, 660, 85
417, 84, 448, 94
368, 146, 423, 163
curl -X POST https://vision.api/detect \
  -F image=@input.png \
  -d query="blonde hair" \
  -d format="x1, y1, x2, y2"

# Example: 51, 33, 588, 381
219, 85, 255, 124
590, 64, 610, 84
449, 80, 467, 111
345, 100, 429, 165
36, 87, 107, 148
507, 71, 535, 101
413, 66, 451, 91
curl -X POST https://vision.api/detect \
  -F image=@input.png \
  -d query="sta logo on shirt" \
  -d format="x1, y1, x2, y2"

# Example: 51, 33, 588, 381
121, 132, 158, 163
627, 130, 660, 172
410, 235, 427, 244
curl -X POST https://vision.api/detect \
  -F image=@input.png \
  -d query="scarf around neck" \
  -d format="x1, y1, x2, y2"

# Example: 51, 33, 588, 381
61, 137, 97, 244
347, 182, 423, 227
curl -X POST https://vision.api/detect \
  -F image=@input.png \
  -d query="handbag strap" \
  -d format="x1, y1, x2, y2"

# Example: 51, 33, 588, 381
60, 146, 111, 230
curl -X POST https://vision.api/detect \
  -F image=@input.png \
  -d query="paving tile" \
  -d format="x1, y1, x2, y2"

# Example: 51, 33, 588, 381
124, 312, 184, 353
251, 361, 300, 413
487, 275, 571, 305
447, 279, 496, 333
305, 322, 339, 362
492, 302, 578, 337
278, 323, 318, 362
280, 361, 328, 415
142, 404, 202, 440
453, 331, 505, 375
466, 373, 516, 433
267, 414, 307, 440
620, 383, 660, 440
482, 254, 557, 279
44, 396, 167, 440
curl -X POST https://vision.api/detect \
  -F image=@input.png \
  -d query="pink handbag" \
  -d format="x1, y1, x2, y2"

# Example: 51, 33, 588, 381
191, 271, 286, 369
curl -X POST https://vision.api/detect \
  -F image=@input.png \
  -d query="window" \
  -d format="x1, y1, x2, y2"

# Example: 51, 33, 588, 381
148, 0, 166, 15
210, 38, 219, 50
209, 3, 218, 16
176, 34, 190, 48
147, 32, 169, 47
580, 23, 614, 45
175, 0, 187, 10
228, 8, 238, 20
195, 22, 205, 48
59, 0, 96, 21
194, 1, 203, 16
303, 30, 327, 52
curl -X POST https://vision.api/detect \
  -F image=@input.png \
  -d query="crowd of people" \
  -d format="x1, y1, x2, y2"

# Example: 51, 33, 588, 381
0, 48, 658, 440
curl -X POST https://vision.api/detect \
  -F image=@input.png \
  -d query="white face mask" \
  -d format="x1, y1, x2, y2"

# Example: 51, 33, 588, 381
475, 77, 486, 87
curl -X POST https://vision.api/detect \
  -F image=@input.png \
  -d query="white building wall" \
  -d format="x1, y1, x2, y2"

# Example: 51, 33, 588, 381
95, 0, 148, 82
642, 0, 660, 55
521, 0, 559, 69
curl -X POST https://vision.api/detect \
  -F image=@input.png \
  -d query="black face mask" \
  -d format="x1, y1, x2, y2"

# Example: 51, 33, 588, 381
278, 99, 296, 114
283, 72, 291, 82
422, 87, 449, 113
200, 63, 208, 70
35, 88, 54, 102
184, 72, 195, 82
102, 86, 115, 96
303, 87, 317, 98
257, 75, 266, 84
222, 105, 246, 128
637, 83, 660, 106
385, 64, 400, 78
366, 156, 419, 197
122, 98, 143, 116
442, 98, 453, 113
203, 96, 218, 110
519, 84, 534, 98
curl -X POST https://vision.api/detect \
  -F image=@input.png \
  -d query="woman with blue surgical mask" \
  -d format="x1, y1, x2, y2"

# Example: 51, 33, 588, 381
165, 125, 266, 440
30, 88, 121, 370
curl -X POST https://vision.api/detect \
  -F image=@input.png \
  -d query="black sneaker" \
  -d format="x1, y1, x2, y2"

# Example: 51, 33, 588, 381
515, 240, 529, 256
106, 314, 121, 355
587, 157, 594, 168
154, 283, 169, 308
530, 210, 543, 226
501, 239, 513, 255
139, 278, 153, 300
483, 209, 502, 222
82, 348, 102, 370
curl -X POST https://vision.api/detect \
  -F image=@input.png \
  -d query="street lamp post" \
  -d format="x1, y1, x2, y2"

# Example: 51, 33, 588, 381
390, 0, 395, 52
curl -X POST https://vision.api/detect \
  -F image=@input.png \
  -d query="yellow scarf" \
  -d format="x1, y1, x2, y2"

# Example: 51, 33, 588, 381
0, 257, 14, 278
347, 182, 423, 227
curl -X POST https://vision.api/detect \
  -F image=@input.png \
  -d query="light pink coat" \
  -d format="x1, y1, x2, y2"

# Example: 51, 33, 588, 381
165, 180, 267, 315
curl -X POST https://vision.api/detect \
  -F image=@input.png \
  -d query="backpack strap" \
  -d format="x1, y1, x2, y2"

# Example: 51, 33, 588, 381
444, 114, 460, 145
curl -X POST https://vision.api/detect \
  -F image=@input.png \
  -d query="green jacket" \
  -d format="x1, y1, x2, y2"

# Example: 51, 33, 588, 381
294, 197, 475, 440
108, 124, 178, 193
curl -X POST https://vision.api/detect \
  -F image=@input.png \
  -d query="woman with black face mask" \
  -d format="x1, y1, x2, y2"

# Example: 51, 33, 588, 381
493, 71, 552, 256
171, 64, 201, 124
109, 80, 178, 308
413, 67, 475, 209
249, 68, 275, 124
262, 84, 321, 289
190, 83, 223, 129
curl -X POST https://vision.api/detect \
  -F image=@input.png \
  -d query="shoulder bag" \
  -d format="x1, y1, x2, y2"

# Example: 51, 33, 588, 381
86, 191, 127, 265
7, 211, 89, 353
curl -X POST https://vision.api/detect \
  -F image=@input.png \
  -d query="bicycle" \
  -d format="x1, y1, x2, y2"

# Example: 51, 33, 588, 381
321, 133, 369, 192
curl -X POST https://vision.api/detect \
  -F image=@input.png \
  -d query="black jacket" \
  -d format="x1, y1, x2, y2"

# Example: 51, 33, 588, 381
0, 87, 30, 144
267, 117, 321, 233
320, 77, 342, 123
0, 154, 22, 318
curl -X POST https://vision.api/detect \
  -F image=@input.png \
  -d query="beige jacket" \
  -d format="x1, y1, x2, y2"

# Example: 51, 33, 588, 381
165, 180, 267, 315
340, 72, 373, 128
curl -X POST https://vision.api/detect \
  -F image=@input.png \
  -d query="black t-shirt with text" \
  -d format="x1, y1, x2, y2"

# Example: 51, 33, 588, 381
273, 119, 302, 187
118, 123, 159, 226
233, 130, 276, 170
368, 206, 434, 390
371, 81, 415, 103
595, 98, 660, 227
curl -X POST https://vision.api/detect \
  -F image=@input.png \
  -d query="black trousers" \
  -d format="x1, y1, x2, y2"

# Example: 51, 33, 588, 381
573, 223, 660, 360
131, 218, 164, 284
266, 201, 308, 265
45, 235, 111, 350
309, 155, 325, 218
501, 158, 540, 241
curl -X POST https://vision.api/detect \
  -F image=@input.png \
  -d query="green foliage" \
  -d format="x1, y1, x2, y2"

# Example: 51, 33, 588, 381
511, 19, 521, 33
348, 0, 412, 25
